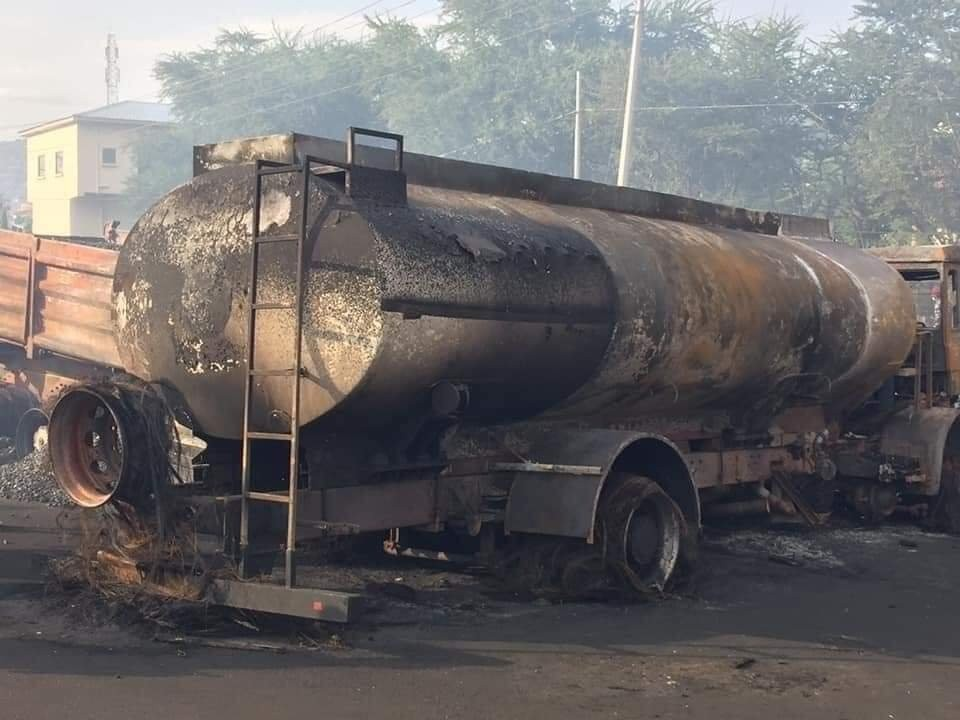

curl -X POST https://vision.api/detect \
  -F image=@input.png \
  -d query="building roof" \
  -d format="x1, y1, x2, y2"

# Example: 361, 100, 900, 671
19, 101, 174, 137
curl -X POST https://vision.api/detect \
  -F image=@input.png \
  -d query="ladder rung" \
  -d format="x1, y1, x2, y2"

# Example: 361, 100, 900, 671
248, 368, 296, 377
251, 302, 296, 310
246, 431, 294, 441
257, 165, 301, 176
254, 233, 300, 244
246, 491, 292, 504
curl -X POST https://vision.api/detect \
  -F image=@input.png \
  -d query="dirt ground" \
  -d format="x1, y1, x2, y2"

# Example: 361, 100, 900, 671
1, 498, 959, 720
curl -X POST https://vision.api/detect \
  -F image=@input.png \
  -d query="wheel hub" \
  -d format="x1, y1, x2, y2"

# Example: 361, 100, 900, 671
49, 388, 127, 508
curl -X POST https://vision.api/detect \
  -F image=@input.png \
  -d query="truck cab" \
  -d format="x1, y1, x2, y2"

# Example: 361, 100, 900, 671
871, 245, 960, 402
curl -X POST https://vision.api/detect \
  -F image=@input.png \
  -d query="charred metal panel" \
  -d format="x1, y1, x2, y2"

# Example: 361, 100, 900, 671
501, 428, 696, 542
812, 241, 919, 415
296, 476, 436, 532
195, 132, 833, 239
880, 406, 960, 496
504, 471, 601, 539
871, 244, 960, 264
120, 156, 916, 438
194, 134, 297, 177
210, 579, 360, 623
116, 164, 616, 437
773, 405, 827, 434
533, 211, 914, 426
112, 164, 348, 437
345, 165, 407, 205
129, 134, 916, 442
686, 447, 802, 488
779, 214, 833, 239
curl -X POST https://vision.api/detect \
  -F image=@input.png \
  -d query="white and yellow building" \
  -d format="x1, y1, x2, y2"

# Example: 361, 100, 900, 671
20, 101, 173, 238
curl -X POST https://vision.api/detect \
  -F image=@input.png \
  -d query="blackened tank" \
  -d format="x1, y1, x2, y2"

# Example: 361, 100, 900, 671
112, 157, 915, 439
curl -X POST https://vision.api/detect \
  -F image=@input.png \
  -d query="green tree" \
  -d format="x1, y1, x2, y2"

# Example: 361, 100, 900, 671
129, 0, 960, 248
806, 0, 960, 244
129, 27, 382, 209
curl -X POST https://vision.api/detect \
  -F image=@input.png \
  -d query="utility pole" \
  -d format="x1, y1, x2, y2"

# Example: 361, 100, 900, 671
617, 0, 644, 187
573, 70, 583, 179
105, 34, 120, 105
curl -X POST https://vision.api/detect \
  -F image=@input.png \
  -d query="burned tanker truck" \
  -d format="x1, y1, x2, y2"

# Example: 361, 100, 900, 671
0, 129, 956, 617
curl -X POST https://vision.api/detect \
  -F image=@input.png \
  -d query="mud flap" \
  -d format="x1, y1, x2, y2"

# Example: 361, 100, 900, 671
503, 428, 700, 548
880, 407, 960, 497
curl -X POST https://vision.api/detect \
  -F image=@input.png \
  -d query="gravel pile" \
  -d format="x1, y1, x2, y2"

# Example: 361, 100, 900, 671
0, 443, 71, 507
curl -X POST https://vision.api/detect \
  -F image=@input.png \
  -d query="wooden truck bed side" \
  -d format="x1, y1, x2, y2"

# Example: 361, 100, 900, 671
0, 230, 121, 368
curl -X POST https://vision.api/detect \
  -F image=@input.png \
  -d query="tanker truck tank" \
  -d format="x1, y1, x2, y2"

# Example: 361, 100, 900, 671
37, 132, 929, 608
112, 164, 916, 440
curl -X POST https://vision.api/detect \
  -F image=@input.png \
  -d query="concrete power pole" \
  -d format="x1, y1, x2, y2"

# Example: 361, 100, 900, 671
616, 0, 644, 187
105, 34, 119, 105
573, 70, 583, 179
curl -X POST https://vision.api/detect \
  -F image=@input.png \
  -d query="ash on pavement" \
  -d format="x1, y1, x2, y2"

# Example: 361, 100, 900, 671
1, 500, 959, 720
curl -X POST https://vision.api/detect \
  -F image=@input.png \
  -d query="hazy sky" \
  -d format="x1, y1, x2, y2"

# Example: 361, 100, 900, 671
0, 0, 858, 140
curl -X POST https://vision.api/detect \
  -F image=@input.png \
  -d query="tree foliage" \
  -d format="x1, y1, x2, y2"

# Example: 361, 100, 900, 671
131, 0, 960, 246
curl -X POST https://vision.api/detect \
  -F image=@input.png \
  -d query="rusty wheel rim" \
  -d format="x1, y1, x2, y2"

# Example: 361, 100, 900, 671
626, 502, 664, 571
49, 388, 127, 508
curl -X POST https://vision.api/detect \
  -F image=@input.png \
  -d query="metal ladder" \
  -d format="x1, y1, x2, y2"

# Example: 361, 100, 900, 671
237, 128, 406, 589
239, 158, 312, 588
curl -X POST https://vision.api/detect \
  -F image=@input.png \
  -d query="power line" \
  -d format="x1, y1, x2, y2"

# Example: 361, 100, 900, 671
583, 98, 960, 113
241, 4, 605, 122
436, 90, 960, 161
161, 0, 533, 123
103, 0, 589, 144
144, 0, 421, 112
343, 0, 423, 35
15, 1, 444, 144
142, 0, 513, 115
436, 111, 572, 159
105, 0, 532, 141
157, 0, 960, 145
138, 0, 398, 103
4, 0, 424, 138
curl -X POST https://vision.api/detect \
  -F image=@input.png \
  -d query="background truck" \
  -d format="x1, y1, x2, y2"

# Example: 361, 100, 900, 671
871, 244, 960, 401
0, 128, 956, 618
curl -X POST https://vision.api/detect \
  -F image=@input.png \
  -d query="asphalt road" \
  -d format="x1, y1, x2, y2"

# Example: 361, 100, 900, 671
1, 499, 958, 720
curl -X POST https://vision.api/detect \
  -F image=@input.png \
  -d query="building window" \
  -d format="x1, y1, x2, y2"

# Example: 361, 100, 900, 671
101, 147, 118, 166
37, 154, 46, 179
55, 151, 64, 176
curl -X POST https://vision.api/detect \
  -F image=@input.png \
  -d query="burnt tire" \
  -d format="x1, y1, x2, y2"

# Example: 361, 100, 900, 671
559, 549, 607, 599
935, 458, 960, 534
15, 408, 48, 460
600, 473, 683, 595
0, 386, 38, 438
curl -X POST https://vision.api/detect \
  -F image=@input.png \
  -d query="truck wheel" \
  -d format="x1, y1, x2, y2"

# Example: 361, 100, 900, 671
600, 473, 683, 594
49, 387, 129, 508
15, 408, 48, 460
935, 455, 960, 533
0, 386, 37, 438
